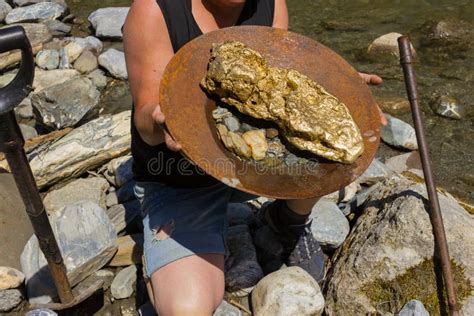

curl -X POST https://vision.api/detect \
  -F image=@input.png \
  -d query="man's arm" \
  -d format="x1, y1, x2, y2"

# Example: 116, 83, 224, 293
123, 0, 181, 149
273, 0, 289, 30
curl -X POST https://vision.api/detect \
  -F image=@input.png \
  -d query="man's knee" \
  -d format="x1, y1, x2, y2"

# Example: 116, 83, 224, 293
155, 295, 222, 316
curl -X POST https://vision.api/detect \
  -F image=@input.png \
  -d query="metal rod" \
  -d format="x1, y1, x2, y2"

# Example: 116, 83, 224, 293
0, 111, 74, 304
398, 36, 459, 316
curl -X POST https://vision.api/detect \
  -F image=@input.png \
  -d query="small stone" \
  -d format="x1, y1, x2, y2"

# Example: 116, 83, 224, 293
377, 97, 411, 115
58, 47, 70, 69
285, 153, 299, 166
398, 299, 429, 316
223, 116, 240, 132
214, 300, 242, 316
240, 122, 254, 132
111, 265, 137, 300
64, 41, 84, 63
15, 97, 34, 119
0, 1, 12, 24
33, 68, 79, 92
242, 129, 268, 161
25, 308, 58, 316
216, 123, 228, 138
67, 36, 103, 54
0, 289, 23, 312
35, 49, 59, 70
106, 200, 141, 234
108, 234, 143, 267
340, 181, 360, 203
5, 3, 66, 24
357, 158, 393, 185
212, 106, 231, 121
43, 19, 70, 36
368, 32, 416, 60
86, 69, 107, 89
430, 95, 465, 120
267, 140, 285, 158
80, 269, 115, 291
381, 114, 418, 150
19, 124, 37, 141
88, 7, 129, 39
252, 267, 325, 316
74, 50, 98, 74
0, 267, 25, 290
228, 132, 252, 159
98, 48, 128, 80
265, 128, 279, 138
106, 192, 119, 208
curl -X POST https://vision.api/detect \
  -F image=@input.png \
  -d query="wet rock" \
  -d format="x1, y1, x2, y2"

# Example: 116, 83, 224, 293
225, 225, 264, 296
25, 308, 57, 316
309, 199, 349, 251
0, 267, 24, 290
252, 267, 325, 316
101, 154, 133, 187
32, 77, 100, 130
0, 1, 12, 24
325, 177, 474, 315
21, 201, 117, 304
108, 234, 143, 267
105, 200, 141, 234
398, 300, 429, 316
15, 97, 34, 119
33, 68, 79, 92
0, 289, 23, 312
242, 129, 268, 161
5, 2, 66, 24
227, 203, 255, 226
35, 49, 59, 70
67, 36, 103, 54
223, 116, 240, 132
381, 114, 418, 150
430, 95, 465, 120
377, 97, 411, 115
214, 300, 242, 316
74, 50, 98, 74
86, 69, 107, 89
357, 158, 394, 185
88, 7, 129, 39
111, 265, 137, 300
43, 19, 70, 36
19, 123, 38, 140
98, 48, 127, 80
385, 152, 423, 178
27, 111, 131, 189
368, 32, 415, 61
43, 177, 109, 213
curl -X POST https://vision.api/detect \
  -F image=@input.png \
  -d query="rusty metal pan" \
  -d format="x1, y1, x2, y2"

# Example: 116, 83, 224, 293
160, 26, 380, 199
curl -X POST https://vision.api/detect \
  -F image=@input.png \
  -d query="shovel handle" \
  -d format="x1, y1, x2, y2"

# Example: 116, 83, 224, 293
0, 25, 35, 114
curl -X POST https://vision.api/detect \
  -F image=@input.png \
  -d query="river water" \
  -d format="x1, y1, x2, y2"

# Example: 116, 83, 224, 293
66, 0, 474, 204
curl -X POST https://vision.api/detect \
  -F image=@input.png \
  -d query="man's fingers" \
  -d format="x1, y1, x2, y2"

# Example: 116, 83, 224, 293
165, 132, 182, 152
377, 105, 388, 126
358, 72, 383, 86
152, 104, 165, 124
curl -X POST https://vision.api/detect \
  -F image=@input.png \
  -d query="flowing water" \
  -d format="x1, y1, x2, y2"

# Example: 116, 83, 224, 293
66, 0, 474, 204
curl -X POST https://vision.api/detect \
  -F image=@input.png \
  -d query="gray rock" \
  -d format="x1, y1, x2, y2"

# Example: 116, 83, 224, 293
43, 177, 110, 213
43, 19, 70, 36
309, 199, 349, 250
325, 177, 474, 315
0, 71, 16, 88
13, 0, 67, 7
341, 184, 381, 216
27, 111, 131, 189
398, 300, 429, 316
252, 267, 325, 316
225, 225, 264, 297
5, 2, 66, 24
26, 308, 58, 316
31, 77, 100, 130
111, 265, 137, 300
19, 123, 38, 140
430, 95, 465, 120
0, 289, 23, 312
88, 7, 129, 39
15, 96, 34, 119
385, 152, 423, 178
58, 47, 70, 69
227, 203, 255, 226
223, 116, 240, 132
80, 269, 115, 291
86, 69, 107, 89
367, 32, 415, 61
100, 154, 133, 188
212, 106, 232, 121
381, 115, 418, 150
0, 1, 12, 24
98, 48, 128, 80
357, 158, 394, 185
105, 200, 141, 234
33, 68, 79, 92
21, 201, 117, 304
0, 267, 25, 290
66, 36, 103, 54
340, 181, 360, 203
214, 300, 242, 316
74, 50, 98, 74
35, 49, 59, 70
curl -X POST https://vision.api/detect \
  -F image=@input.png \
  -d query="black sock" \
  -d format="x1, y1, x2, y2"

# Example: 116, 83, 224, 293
269, 200, 310, 231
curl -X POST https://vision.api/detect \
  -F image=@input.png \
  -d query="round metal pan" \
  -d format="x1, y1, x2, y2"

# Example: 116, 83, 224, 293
160, 26, 380, 199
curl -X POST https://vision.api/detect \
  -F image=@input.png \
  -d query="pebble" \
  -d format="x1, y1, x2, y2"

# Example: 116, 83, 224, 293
223, 116, 240, 132
74, 50, 98, 74
98, 48, 128, 80
398, 300, 429, 316
285, 153, 299, 166
381, 114, 418, 150
267, 140, 285, 158
58, 47, 70, 69
5, 2, 66, 24
0, 267, 24, 290
111, 265, 137, 300
36, 49, 59, 70
228, 132, 252, 159
242, 129, 268, 161
430, 95, 465, 120
67, 36, 103, 54
212, 106, 232, 121
0, 289, 23, 312
265, 128, 279, 138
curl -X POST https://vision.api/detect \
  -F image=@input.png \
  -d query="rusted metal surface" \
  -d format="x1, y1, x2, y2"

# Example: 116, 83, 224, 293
399, 36, 459, 316
160, 26, 381, 199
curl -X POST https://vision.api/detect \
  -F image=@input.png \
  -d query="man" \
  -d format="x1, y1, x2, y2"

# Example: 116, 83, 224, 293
123, 0, 385, 314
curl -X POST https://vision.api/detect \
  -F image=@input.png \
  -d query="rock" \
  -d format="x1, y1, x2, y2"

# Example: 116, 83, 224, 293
105, 200, 141, 234
33, 68, 79, 92
43, 177, 110, 213
325, 177, 474, 315
21, 201, 117, 304
367, 32, 415, 60
225, 225, 264, 296
252, 267, 325, 316
15, 97, 34, 119
106, 192, 119, 208
227, 203, 255, 226
430, 95, 465, 120
223, 116, 240, 132
5, 3, 66, 24
31, 77, 100, 130
74, 50, 98, 74
27, 111, 131, 189
309, 199, 349, 250
381, 114, 418, 150
19, 123, 38, 140
78, 269, 115, 293
58, 47, 70, 69
376, 97, 411, 115
398, 300, 429, 316
341, 184, 381, 216
67, 36, 103, 54
98, 48, 128, 80
0, 1, 12, 24
385, 152, 423, 178
265, 128, 279, 138
86, 69, 107, 89
25, 308, 58, 316
267, 140, 285, 158
0, 267, 24, 290
35, 49, 59, 70
100, 154, 133, 187
88, 7, 129, 39
99, 79, 133, 114
340, 181, 360, 203
242, 129, 268, 160
212, 106, 232, 121
214, 300, 242, 316
0, 71, 16, 87
13, 0, 67, 7
227, 132, 252, 159
111, 265, 137, 300
64, 41, 84, 63
357, 158, 394, 185
43, 19, 70, 36
0, 174, 33, 270
108, 234, 143, 267
0, 289, 23, 312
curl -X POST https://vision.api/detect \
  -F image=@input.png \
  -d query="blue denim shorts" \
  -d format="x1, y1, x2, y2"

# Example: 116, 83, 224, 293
133, 180, 256, 278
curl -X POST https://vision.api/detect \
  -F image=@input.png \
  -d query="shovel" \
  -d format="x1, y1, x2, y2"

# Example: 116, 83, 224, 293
0, 26, 103, 310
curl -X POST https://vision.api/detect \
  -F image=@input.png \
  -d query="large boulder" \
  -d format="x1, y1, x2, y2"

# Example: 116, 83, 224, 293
5, 2, 66, 24
88, 7, 129, 39
325, 177, 474, 315
21, 201, 117, 304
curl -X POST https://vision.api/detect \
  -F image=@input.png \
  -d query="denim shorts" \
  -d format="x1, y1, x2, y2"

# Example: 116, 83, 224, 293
133, 180, 256, 278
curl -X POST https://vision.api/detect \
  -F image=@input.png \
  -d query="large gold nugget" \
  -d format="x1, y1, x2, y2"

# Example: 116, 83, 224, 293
201, 41, 364, 163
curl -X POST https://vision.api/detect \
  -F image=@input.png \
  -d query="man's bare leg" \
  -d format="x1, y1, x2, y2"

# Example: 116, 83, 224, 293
286, 197, 320, 215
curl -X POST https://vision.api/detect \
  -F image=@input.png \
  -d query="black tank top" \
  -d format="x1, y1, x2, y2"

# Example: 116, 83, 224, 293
131, 0, 275, 187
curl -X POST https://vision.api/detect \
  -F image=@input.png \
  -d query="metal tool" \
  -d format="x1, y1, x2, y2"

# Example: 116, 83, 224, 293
398, 36, 459, 316
0, 26, 103, 310
160, 26, 381, 199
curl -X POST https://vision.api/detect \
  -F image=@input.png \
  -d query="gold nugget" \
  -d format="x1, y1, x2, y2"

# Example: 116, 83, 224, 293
201, 41, 364, 163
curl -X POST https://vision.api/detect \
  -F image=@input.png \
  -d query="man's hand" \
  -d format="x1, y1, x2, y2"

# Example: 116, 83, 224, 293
152, 104, 182, 152
358, 72, 388, 126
